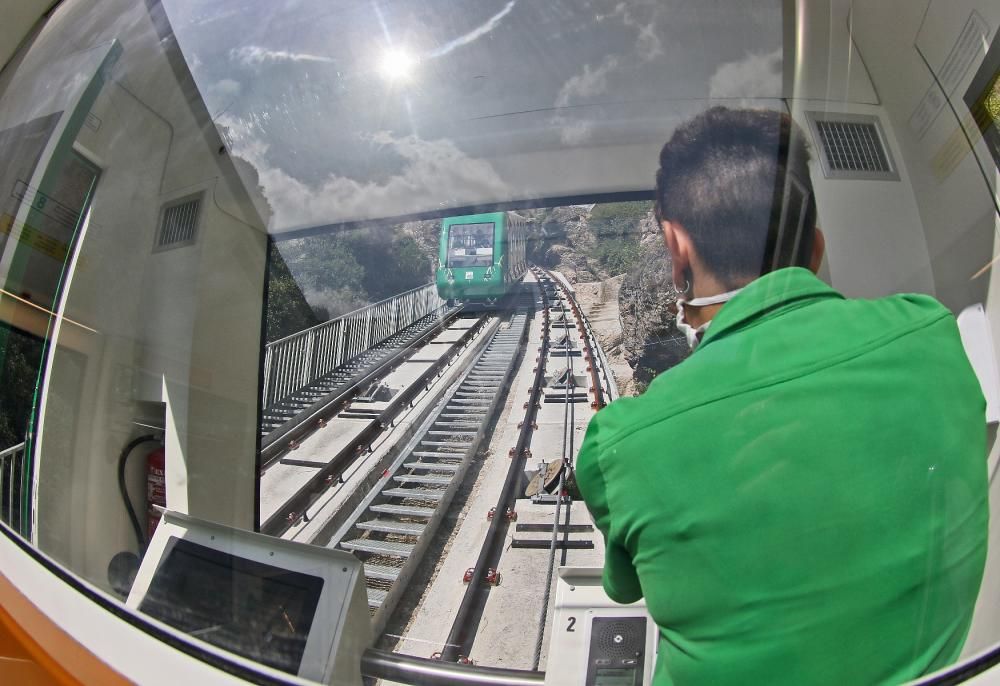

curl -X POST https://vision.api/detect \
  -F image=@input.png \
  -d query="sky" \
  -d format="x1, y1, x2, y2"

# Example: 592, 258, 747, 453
160, 0, 784, 233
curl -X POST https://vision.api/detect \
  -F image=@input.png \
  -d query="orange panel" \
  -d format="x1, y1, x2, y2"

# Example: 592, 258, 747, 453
0, 572, 131, 685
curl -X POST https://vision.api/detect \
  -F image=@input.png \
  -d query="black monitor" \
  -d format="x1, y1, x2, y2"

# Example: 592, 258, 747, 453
127, 510, 371, 684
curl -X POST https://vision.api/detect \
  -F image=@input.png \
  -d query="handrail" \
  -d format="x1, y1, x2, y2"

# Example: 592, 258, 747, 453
266, 283, 434, 347
0, 441, 26, 530
361, 649, 545, 686
261, 283, 446, 411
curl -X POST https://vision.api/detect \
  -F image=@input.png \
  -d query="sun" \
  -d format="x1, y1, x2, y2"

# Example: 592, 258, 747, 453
379, 48, 417, 82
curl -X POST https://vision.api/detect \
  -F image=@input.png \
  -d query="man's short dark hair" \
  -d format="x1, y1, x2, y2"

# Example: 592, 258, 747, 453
654, 106, 818, 287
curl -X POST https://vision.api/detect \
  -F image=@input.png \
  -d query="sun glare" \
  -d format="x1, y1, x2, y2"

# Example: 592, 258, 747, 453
379, 48, 416, 82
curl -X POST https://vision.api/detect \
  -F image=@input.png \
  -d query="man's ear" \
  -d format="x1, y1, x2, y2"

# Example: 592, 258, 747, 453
809, 227, 825, 274
662, 219, 692, 289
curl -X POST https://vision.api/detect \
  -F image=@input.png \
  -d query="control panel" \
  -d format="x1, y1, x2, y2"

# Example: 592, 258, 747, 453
545, 567, 657, 686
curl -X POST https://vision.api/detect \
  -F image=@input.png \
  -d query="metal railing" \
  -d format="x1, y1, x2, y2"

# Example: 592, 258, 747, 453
261, 284, 446, 411
0, 441, 26, 531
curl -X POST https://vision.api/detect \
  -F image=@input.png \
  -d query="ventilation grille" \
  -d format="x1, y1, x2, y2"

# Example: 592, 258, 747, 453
807, 112, 898, 181
157, 197, 200, 248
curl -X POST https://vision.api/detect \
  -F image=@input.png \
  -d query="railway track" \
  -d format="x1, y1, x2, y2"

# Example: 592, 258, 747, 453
259, 269, 615, 668
259, 311, 492, 537
328, 305, 532, 634
437, 267, 612, 664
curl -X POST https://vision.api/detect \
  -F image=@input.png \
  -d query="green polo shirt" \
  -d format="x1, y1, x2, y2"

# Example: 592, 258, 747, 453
576, 267, 988, 686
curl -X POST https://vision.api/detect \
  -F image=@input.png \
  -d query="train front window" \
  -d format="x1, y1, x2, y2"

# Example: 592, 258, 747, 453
447, 223, 495, 268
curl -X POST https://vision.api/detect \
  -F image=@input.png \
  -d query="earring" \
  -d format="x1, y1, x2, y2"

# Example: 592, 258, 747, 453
675, 278, 690, 294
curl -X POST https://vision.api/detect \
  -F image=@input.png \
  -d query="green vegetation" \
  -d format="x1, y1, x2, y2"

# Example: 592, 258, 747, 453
0, 326, 44, 449
265, 225, 434, 342
265, 243, 321, 342
588, 201, 650, 236
587, 201, 650, 275
592, 238, 641, 275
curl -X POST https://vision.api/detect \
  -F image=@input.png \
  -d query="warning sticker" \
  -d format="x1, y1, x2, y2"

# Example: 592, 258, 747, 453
0, 213, 72, 262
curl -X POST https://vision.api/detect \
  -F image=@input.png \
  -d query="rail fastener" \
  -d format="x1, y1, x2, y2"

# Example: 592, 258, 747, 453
462, 567, 503, 586
487, 506, 517, 522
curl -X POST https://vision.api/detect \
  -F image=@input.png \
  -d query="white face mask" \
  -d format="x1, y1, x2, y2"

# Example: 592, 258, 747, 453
676, 287, 744, 350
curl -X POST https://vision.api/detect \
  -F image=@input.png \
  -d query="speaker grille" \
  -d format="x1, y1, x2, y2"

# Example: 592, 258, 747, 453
595, 619, 644, 659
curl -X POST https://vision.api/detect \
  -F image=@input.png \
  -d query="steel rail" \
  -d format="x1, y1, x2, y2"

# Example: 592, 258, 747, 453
440, 271, 550, 662
259, 314, 490, 536
551, 269, 607, 411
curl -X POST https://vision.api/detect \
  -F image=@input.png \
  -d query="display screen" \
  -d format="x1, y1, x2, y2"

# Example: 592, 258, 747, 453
138, 538, 324, 675
594, 667, 639, 686
447, 222, 495, 267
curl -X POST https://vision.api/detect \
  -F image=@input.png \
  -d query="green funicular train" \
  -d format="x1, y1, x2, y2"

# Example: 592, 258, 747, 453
436, 211, 528, 306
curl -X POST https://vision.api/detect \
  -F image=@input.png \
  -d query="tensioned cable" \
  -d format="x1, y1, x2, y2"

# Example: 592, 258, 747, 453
532, 279, 576, 670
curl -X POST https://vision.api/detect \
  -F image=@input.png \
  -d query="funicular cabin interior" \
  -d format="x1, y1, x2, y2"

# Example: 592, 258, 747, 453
1, 0, 1000, 684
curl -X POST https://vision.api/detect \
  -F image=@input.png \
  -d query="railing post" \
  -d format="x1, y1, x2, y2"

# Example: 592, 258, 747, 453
307, 328, 319, 385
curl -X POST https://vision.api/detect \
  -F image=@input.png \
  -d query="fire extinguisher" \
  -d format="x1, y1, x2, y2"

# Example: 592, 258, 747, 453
117, 434, 162, 554
146, 446, 166, 539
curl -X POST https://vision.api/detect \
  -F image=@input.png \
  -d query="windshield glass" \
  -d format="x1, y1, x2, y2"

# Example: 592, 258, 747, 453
447, 223, 495, 268
1, 1, 1000, 685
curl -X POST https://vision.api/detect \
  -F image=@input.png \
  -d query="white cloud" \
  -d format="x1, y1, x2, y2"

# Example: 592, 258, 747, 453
708, 48, 782, 100
612, 3, 663, 62
552, 55, 621, 144
554, 55, 621, 108
428, 1, 517, 58
230, 46, 334, 67
208, 78, 242, 99
218, 118, 509, 230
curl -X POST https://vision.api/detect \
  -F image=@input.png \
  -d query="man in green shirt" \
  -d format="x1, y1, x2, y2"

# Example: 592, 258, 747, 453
575, 107, 988, 685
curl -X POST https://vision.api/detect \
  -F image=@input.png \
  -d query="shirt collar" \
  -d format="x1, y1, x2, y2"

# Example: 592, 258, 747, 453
697, 267, 843, 349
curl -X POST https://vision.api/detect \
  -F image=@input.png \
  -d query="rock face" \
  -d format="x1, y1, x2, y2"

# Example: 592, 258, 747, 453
617, 212, 690, 390
524, 205, 603, 282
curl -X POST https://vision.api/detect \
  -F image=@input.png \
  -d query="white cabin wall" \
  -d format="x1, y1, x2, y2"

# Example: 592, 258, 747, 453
850, 0, 999, 312
24, 0, 268, 590
788, 0, 935, 299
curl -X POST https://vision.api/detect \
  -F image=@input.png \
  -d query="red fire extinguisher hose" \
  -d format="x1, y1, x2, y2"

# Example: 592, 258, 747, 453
116, 434, 159, 553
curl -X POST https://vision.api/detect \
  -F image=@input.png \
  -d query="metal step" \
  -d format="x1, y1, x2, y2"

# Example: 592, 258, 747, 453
356, 519, 425, 536
382, 488, 443, 501
370, 504, 436, 518
367, 587, 388, 608
394, 474, 452, 485
410, 451, 464, 459
404, 461, 460, 472
341, 538, 415, 557
364, 563, 402, 583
